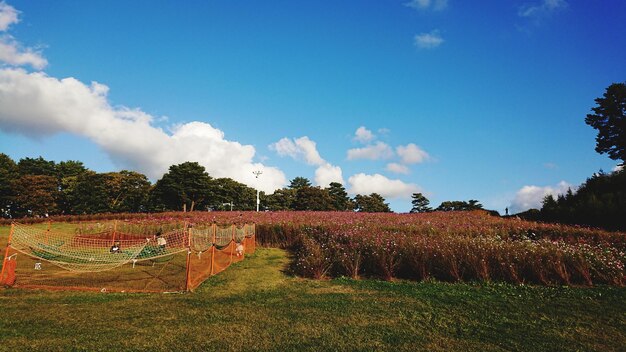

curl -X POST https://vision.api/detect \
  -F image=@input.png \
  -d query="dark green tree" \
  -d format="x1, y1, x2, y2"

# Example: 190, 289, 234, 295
106, 171, 151, 212
289, 177, 312, 190
150, 162, 212, 211
535, 168, 626, 230
293, 186, 334, 211
354, 193, 392, 213
56, 160, 88, 179
67, 171, 112, 214
585, 82, 626, 164
0, 153, 17, 217
13, 175, 60, 216
435, 200, 483, 211
410, 192, 432, 213
327, 182, 352, 211
208, 177, 256, 211
56, 160, 89, 214
17, 156, 56, 176
265, 188, 296, 211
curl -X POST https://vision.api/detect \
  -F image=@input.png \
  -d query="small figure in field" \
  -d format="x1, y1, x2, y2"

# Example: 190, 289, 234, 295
156, 231, 167, 250
110, 240, 121, 253
236, 242, 244, 257
505, 207, 509, 216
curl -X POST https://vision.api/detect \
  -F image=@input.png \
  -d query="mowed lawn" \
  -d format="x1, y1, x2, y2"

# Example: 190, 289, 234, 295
1, 225, 625, 351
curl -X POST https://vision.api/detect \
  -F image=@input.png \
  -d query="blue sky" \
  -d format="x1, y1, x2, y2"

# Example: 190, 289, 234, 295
0, 0, 624, 213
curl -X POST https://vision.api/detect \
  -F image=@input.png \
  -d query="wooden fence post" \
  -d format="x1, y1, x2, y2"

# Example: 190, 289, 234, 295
210, 223, 216, 275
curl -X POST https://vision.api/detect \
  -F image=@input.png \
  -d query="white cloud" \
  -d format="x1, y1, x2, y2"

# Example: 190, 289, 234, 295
0, 3, 47, 70
405, 0, 448, 11
414, 30, 444, 49
270, 135, 344, 187
386, 163, 410, 174
0, 68, 287, 193
614, 165, 623, 173
0, 36, 47, 69
348, 173, 420, 199
510, 181, 573, 213
270, 136, 325, 166
353, 126, 375, 144
315, 163, 344, 188
518, 0, 568, 19
0, 1, 19, 31
347, 141, 394, 161
396, 143, 429, 164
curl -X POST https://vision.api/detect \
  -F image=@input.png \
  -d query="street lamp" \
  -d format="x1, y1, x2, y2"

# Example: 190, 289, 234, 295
253, 170, 262, 212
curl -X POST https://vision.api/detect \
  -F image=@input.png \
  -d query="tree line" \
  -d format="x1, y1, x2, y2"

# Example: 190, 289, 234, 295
518, 82, 626, 231
0, 155, 397, 217
518, 168, 626, 231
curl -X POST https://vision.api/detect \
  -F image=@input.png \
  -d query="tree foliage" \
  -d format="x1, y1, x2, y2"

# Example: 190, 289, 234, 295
17, 156, 56, 176
410, 193, 432, 213
289, 177, 312, 190
13, 175, 60, 216
293, 186, 334, 211
0, 153, 17, 217
150, 162, 212, 211
208, 177, 256, 211
354, 193, 391, 213
435, 200, 483, 212
534, 169, 626, 231
265, 188, 296, 211
327, 182, 352, 211
585, 82, 626, 164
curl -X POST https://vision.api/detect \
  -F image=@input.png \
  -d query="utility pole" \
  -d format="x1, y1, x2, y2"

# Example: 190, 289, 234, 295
253, 170, 263, 212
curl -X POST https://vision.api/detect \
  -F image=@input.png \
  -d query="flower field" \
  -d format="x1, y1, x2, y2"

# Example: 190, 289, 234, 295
7, 210, 625, 286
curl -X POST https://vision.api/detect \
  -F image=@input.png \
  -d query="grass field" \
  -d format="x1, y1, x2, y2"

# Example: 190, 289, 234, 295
1, 224, 625, 351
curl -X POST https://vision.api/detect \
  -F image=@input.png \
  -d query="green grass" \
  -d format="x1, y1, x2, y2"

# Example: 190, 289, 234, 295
1, 227, 626, 351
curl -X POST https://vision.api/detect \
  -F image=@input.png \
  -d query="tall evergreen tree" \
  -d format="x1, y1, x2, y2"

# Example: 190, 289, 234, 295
585, 82, 626, 164
410, 192, 432, 213
289, 177, 312, 190
327, 182, 352, 211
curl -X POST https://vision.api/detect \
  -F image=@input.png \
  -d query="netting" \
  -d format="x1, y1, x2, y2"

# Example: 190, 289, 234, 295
0, 223, 256, 293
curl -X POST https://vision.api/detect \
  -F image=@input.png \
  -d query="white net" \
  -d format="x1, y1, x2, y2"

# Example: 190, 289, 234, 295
9, 224, 188, 272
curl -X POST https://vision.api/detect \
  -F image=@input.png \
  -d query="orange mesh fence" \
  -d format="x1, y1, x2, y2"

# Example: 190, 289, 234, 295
1, 223, 256, 293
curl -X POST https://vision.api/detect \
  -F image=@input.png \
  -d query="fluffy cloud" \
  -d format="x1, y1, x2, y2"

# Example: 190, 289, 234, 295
0, 3, 47, 69
347, 141, 394, 160
509, 181, 573, 213
613, 165, 623, 172
315, 163, 344, 188
396, 143, 429, 164
414, 30, 444, 49
386, 163, 410, 174
348, 173, 420, 199
0, 1, 18, 31
270, 135, 344, 187
518, 0, 568, 18
269, 136, 324, 166
0, 68, 287, 192
404, 0, 448, 11
0, 37, 47, 69
353, 126, 375, 144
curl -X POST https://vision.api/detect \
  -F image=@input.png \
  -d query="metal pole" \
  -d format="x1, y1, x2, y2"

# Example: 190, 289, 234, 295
253, 170, 262, 212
